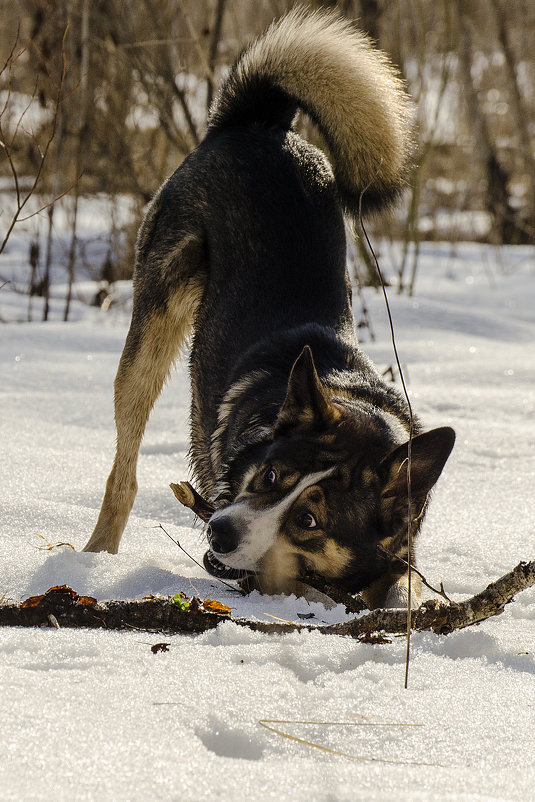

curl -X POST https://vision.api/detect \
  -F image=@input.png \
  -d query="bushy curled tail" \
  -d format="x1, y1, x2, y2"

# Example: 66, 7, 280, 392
208, 7, 413, 215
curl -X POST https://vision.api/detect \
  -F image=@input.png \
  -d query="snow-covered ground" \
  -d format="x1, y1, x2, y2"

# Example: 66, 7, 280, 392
1, 225, 534, 800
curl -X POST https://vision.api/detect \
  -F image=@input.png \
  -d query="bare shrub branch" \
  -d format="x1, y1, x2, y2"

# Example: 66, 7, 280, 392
0, 25, 71, 255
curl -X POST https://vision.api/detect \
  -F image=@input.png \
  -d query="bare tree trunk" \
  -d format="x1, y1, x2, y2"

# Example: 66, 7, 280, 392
42, 106, 64, 322
456, 0, 519, 245
64, 0, 90, 322
63, 194, 79, 321
206, 0, 227, 112
27, 240, 39, 322
490, 0, 535, 242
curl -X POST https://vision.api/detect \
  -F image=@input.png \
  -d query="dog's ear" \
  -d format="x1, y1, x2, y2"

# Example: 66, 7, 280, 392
380, 427, 455, 509
275, 346, 339, 434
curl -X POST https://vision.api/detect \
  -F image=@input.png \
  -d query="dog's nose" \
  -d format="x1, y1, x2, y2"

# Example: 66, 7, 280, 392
208, 516, 239, 555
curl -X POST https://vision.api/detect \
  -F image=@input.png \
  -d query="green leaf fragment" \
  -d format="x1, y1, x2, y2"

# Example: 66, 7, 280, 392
171, 594, 191, 611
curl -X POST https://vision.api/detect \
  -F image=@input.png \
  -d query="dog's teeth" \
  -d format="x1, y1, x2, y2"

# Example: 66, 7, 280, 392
203, 549, 254, 581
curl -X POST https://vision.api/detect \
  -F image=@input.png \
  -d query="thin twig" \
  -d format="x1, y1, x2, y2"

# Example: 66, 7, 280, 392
358, 184, 415, 689
0, 25, 72, 255
156, 523, 242, 595
378, 547, 452, 604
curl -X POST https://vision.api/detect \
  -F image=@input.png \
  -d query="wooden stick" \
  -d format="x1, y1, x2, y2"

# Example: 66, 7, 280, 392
170, 481, 214, 523
2, 560, 533, 637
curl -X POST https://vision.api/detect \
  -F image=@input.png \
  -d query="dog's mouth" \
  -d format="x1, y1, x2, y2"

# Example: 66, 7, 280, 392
203, 549, 255, 581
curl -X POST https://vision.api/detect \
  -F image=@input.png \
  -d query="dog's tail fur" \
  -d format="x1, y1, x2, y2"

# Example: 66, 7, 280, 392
208, 7, 413, 214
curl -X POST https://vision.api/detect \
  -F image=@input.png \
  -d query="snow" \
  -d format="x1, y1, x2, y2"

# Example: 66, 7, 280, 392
1, 225, 535, 800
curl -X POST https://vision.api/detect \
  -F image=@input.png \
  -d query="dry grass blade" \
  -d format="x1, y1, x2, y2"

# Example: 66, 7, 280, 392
262, 613, 295, 625
258, 718, 446, 766
30, 533, 76, 551
358, 187, 415, 689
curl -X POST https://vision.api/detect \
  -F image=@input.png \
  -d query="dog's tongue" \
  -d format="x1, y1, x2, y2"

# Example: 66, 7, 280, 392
203, 549, 255, 580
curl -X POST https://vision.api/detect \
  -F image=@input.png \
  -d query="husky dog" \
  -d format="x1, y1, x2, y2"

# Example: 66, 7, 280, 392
83, 9, 455, 608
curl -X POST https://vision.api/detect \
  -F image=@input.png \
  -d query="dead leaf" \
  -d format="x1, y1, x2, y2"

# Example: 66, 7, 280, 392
202, 599, 231, 616
46, 585, 77, 598
22, 586, 91, 609
76, 595, 97, 606
151, 642, 170, 653
21, 594, 45, 608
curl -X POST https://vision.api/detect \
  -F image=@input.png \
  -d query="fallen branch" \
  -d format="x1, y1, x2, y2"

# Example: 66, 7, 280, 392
331, 558, 535, 637
1, 560, 534, 637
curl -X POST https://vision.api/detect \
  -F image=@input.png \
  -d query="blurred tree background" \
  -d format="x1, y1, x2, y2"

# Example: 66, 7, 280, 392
1, 0, 534, 312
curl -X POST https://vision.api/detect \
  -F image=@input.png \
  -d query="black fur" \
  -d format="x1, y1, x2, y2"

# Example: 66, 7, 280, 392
84, 11, 454, 608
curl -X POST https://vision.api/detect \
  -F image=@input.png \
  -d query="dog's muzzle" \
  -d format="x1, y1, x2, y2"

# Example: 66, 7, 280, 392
203, 517, 249, 579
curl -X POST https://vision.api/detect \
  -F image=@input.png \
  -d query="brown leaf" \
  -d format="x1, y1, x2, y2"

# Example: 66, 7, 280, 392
76, 595, 97, 606
46, 585, 77, 598
21, 594, 45, 608
151, 642, 170, 653
202, 599, 231, 616
22, 586, 88, 609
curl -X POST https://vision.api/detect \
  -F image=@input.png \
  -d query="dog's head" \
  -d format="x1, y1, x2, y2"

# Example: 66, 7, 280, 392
204, 346, 455, 600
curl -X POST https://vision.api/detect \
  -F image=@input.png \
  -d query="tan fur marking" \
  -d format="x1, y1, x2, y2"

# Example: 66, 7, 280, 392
210, 369, 270, 474
83, 278, 204, 553
361, 467, 375, 487
307, 539, 352, 579
257, 541, 301, 596
326, 386, 355, 403
256, 536, 351, 595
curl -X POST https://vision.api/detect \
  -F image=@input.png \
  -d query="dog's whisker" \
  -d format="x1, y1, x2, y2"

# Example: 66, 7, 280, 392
155, 524, 243, 595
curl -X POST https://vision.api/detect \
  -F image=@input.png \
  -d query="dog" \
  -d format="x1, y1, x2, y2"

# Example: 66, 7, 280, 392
83, 8, 455, 609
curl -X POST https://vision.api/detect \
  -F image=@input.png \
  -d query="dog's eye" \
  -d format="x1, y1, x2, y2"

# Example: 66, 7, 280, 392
298, 511, 317, 529
264, 467, 277, 486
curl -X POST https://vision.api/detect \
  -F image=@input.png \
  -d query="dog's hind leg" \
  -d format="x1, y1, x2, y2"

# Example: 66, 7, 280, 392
83, 225, 206, 553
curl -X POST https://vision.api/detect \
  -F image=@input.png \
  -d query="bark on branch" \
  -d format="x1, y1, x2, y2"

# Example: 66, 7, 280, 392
1, 560, 534, 638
